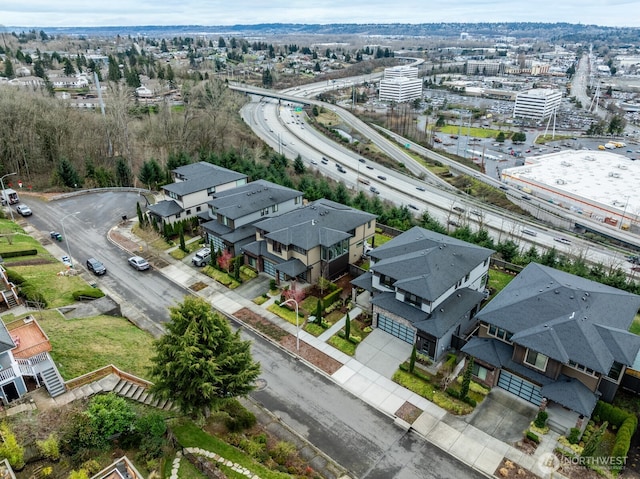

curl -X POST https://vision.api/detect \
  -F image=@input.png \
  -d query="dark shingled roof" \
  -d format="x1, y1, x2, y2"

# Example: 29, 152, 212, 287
370, 226, 493, 301
541, 377, 599, 417
254, 198, 376, 250
351, 272, 374, 292
147, 200, 183, 218
164, 162, 247, 196
275, 258, 308, 277
208, 180, 301, 220
0, 321, 16, 354
476, 263, 640, 374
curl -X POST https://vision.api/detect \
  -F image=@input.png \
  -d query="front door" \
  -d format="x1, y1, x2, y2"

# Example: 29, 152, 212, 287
2, 381, 19, 403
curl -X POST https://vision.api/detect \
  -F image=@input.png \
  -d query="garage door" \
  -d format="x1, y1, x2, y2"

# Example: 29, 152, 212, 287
377, 313, 414, 344
263, 260, 276, 278
498, 371, 543, 406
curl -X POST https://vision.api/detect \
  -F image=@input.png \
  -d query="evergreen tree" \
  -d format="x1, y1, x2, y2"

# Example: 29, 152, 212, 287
178, 224, 186, 252
293, 155, 305, 174
115, 158, 132, 187
3, 57, 14, 79
315, 299, 323, 325
344, 313, 351, 341
409, 345, 417, 373
63, 58, 75, 76
460, 357, 474, 400
107, 55, 121, 82
56, 158, 82, 188
136, 201, 146, 227
582, 421, 607, 457
150, 296, 261, 417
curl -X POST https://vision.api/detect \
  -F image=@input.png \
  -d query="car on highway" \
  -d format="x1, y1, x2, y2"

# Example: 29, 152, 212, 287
16, 204, 32, 216
554, 237, 571, 245
321, 158, 328, 165
377, 175, 387, 181
369, 186, 380, 195
358, 158, 366, 163
86, 257, 107, 275
366, 165, 374, 170
337, 166, 347, 173
499, 185, 509, 191
471, 210, 482, 216
448, 220, 460, 227
310, 160, 317, 165
522, 229, 537, 237
453, 206, 465, 213
408, 204, 419, 210
416, 186, 426, 192
128, 256, 150, 271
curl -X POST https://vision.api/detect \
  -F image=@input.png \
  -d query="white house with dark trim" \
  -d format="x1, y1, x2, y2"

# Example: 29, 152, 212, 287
147, 162, 247, 225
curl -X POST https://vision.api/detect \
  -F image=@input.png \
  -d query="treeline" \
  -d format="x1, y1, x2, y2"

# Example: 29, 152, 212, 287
0, 80, 254, 188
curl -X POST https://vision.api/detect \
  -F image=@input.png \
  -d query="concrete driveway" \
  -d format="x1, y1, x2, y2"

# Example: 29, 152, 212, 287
464, 388, 537, 445
234, 273, 272, 300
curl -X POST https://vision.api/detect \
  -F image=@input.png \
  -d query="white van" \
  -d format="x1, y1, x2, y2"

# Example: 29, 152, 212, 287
192, 248, 212, 267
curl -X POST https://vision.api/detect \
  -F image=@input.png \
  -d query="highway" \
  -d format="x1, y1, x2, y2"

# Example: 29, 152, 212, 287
238, 85, 638, 276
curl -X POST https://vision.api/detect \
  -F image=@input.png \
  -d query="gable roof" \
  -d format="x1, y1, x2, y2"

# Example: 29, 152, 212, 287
254, 199, 376, 250
164, 162, 247, 196
0, 321, 16, 354
476, 262, 640, 373
370, 226, 494, 300
147, 200, 183, 218
208, 180, 301, 220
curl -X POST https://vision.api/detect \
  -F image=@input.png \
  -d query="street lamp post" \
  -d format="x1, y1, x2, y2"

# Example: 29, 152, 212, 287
0, 172, 17, 222
61, 211, 80, 268
279, 298, 300, 352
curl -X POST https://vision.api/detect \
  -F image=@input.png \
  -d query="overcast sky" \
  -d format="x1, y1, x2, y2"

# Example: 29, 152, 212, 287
2, 1, 637, 28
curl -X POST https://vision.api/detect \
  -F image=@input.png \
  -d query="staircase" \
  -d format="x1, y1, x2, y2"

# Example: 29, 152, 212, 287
41, 367, 66, 397
1, 290, 19, 309
112, 378, 175, 411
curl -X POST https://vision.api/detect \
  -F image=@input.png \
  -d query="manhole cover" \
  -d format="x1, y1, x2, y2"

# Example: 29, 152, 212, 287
254, 378, 267, 391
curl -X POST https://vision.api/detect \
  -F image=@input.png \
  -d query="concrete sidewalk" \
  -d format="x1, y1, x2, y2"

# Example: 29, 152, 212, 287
106, 220, 564, 479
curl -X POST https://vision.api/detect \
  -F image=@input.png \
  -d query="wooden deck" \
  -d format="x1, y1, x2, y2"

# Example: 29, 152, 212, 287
4, 316, 51, 360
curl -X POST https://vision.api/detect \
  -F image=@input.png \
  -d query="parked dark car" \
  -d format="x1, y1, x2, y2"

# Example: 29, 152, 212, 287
50, 231, 63, 242
86, 257, 107, 275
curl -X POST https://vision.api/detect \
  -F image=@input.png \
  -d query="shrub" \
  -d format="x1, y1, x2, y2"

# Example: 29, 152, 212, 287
525, 430, 540, 444
134, 412, 167, 460
270, 441, 296, 465
567, 427, 581, 445
19, 283, 48, 307
72, 288, 105, 300
269, 279, 277, 291
85, 393, 136, 447
593, 401, 630, 429
0, 249, 37, 258
36, 433, 60, 461
68, 470, 89, 479
534, 411, 548, 429
220, 399, 257, 432
322, 288, 343, 309
0, 422, 25, 469
5, 269, 25, 284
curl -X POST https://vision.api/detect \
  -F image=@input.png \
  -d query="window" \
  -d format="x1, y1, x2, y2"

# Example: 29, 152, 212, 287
380, 274, 395, 289
247, 257, 257, 268
295, 196, 301, 205
196, 206, 201, 212
175, 213, 181, 219
472, 363, 488, 381
367, 220, 372, 228
405, 292, 421, 307
292, 245, 306, 255
487, 324, 512, 342
272, 241, 283, 254
272, 204, 278, 213
465, 273, 470, 282
186, 209, 191, 215
525, 350, 548, 371
608, 361, 624, 381
207, 186, 216, 195
568, 360, 597, 377
261, 207, 269, 216
221, 216, 229, 226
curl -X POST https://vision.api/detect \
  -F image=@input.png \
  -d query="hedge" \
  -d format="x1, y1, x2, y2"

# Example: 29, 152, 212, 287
72, 288, 106, 300
525, 430, 540, 444
5, 269, 25, 285
322, 287, 343, 309
1, 249, 37, 258
592, 401, 638, 474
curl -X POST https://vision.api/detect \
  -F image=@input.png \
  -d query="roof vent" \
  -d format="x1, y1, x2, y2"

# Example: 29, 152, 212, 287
311, 219, 316, 226
554, 290, 559, 294
440, 308, 444, 312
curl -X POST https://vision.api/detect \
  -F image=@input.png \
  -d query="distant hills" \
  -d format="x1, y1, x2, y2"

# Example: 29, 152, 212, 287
5, 22, 639, 40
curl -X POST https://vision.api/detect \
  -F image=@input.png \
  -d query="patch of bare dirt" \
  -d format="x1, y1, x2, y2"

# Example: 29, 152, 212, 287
494, 459, 538, 479
189, 281, 208, 292
235, 308, 343, 375
395, 401, 423, 424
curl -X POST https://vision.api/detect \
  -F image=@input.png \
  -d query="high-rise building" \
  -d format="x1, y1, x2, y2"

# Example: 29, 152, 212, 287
379, 65, 422, 102
513, 88, 562, 120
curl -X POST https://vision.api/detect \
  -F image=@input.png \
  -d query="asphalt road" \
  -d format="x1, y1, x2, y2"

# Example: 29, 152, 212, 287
20, 191, 187, 324
17, 191, 488, 478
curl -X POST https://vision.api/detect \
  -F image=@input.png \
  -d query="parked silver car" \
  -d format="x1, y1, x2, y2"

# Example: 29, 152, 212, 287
128, 256, 150, 271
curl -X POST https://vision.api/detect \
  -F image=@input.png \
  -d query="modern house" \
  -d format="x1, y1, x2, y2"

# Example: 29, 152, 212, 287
462, 263, 640, 420
200, 180, 303, 255
146, 162, 247, 225
0, 315, 66, 404
243, 199, 376, 284
351, 226, 494, 361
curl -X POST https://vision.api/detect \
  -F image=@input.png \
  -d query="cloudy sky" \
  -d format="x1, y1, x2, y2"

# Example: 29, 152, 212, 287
2, 0, 637, 28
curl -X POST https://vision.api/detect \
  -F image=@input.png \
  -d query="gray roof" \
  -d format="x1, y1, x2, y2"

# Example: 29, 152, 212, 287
208, 180, 302, 220
351, 271, 374, 292
275, 258, 308, 277
254, 199, 376, 250
373, 288, 484, 339
0, 321, 15, 354
476, 262, 640, 374
147, 200, 183, 218
164, 162, 247, 196
201, 220, 257, 244
370, 226, 494, 300
242, 240, 282, 264
463, 338, 599, 416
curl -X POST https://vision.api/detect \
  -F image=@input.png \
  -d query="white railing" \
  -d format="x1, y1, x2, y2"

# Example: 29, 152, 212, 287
16, 359, 33, 377
0, 367, 17, 383
29, 352, 49, 364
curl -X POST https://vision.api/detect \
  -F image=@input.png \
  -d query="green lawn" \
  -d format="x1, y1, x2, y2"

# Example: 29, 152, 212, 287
171, 421, 292, 479
267, 303, 305, 324
17, 310, 155, 380
374, 232, 394, 247
435, 125, 506, 139
486, 267, 516, 295
202, 266, 241, 289
630, 314, 640, 335
11, 263, 91, 308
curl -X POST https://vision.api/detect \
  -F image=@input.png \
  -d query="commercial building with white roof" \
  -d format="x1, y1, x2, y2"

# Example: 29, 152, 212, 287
501, 150, 639, 229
